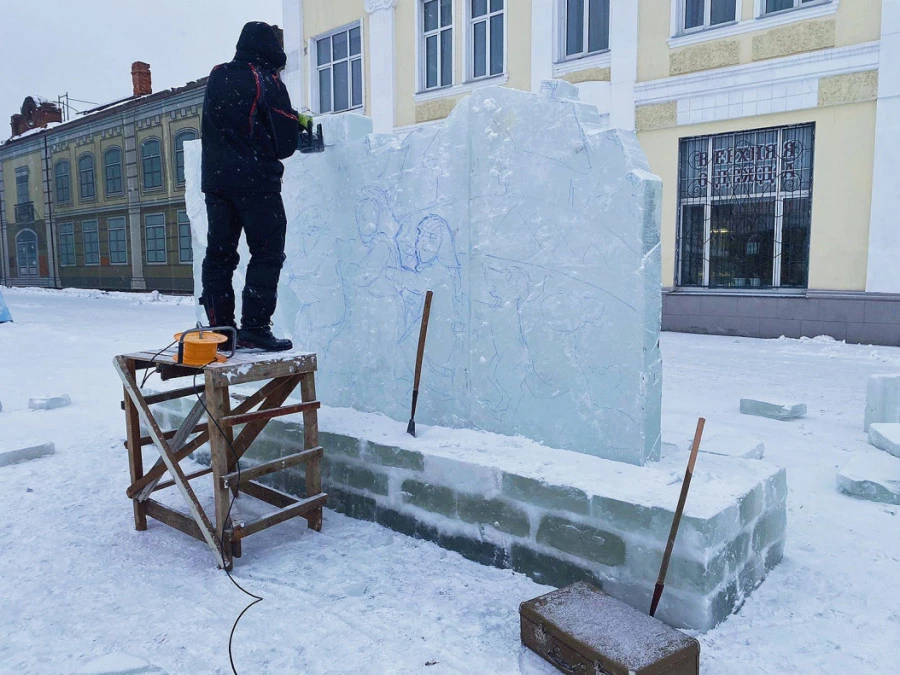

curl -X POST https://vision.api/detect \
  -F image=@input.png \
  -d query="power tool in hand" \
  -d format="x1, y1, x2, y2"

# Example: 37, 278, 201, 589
298, 113, 325, 153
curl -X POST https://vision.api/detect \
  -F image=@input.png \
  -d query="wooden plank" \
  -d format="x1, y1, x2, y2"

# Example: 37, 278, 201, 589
154, 467, 214, 492
220, 400, 320, 427
206, 353, 317, 387
221, 447, 323, 489
119, 383, 206, 410
125, 377, 289, 499
206, 373, 234, 569
125, 424, 208, 449
144, 499, 205, 543
228, 375, 301, 460
301, 371, 323, 532
123, 358, 147, 531
114, 356, 223, 565
241, 480, 297, 509
232, 493, 328, 541
135, 395, 208, 502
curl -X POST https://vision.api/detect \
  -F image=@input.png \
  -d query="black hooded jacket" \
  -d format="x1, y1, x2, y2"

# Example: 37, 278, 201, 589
201, 22, 299, 194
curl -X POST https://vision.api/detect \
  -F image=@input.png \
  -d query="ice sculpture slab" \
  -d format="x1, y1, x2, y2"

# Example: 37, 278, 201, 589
185, 83, 663, 465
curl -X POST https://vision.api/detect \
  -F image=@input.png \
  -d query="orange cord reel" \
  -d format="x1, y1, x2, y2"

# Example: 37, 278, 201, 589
173, 325, 236, 366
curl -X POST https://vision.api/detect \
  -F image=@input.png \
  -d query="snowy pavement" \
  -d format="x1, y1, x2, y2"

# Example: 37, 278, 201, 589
1, 287, 898, 674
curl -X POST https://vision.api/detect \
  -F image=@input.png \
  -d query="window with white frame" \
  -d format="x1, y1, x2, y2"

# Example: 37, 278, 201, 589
421, 0, 453, 90
145, 213, 167, 264
174, 130, 198, 186
676, 124, 815, 289
681, 0, 737, 32
315, 24, 363, 114
763, 0, 827, 15
55, 161, 71, 203
105, 147, 123, 196
58, 223, 75, 267
108, 217, 127, 265
177, 210, 193, 263
81, 220, 100, 266
470, 0, 504, 80
563, 0, 610, 59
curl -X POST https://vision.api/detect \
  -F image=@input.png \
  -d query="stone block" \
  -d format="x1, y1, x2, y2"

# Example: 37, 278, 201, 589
457, 494, 531, 537
869, 423, 900, 458
740, 398, 807, 420
0, 442, 56, 467
510, 544, 604, 590
502, 473, 590, 515
836, 452, 900, 505
536, 515, 626, 567
401, 479, 456, 517
365, 442, 424, 471
864, 374, 900, 431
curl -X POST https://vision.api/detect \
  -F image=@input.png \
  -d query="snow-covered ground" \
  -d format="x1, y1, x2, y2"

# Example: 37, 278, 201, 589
1, 287, 898, 674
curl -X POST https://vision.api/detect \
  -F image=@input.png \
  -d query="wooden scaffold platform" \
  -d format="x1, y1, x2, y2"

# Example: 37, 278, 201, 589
114, 348, 326, 570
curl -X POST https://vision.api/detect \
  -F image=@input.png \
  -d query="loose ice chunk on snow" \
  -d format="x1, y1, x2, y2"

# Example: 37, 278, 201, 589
0, 442, 56, 467
76, 653, 167, 674
868, 423, 900, 459
836, 451, 900, 505
700, 434, 765, 460
28, 394, 71, 410
864, 374, 900, 431
740, 398, 806, 420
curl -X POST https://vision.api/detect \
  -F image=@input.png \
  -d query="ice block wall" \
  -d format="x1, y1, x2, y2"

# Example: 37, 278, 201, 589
185, 82, 663, 465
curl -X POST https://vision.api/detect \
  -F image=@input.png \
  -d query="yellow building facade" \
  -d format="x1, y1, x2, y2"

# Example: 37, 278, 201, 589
282, 0, 898, 344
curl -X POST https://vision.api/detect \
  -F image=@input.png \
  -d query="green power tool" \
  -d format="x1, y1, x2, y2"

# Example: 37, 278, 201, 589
297, 113, 325, 153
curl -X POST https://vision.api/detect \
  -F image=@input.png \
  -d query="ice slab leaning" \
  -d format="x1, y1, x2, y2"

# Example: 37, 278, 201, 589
0, 442, 56, 467
864, 374, 900, 431
836, 451, 900, 505
740, 399, 806, 420
868, 423, 900, 458
185, 83, 664, 465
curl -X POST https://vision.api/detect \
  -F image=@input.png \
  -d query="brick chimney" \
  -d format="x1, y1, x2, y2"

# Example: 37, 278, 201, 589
132, 62, 152, 97
10, 97, 62, 138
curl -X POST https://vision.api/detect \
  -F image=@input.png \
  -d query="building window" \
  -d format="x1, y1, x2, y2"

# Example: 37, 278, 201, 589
421, 0, 453, 91
16, 229, 38, 277
58, 223, 76, 267
677, 124, 815, 290
82, 220, 100, 266
145, 213, 167, 264
563, 0, 610, 58
79, 154, 96, 201
108, 217, 128, 265
175, 130, 198, 186
15, 167, 29, 204
681, 0, 737, 32
763, 0, 827, 15
55, 161, 71, 203
104, 147, 123, 195
141, 139, 163, 190
315, 24, 363, 114
470, 0, 504, 79
177, 210, 193, 263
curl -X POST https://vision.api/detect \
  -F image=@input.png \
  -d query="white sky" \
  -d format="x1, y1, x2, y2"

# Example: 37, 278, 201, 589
0, 0, 282, 127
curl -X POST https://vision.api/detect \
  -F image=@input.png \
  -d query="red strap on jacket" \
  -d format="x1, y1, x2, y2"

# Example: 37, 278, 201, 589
248, 64, 262, 135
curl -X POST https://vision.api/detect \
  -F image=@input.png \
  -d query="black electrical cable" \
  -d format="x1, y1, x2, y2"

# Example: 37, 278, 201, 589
139, 339, 178, 389
191, 366, 264, 675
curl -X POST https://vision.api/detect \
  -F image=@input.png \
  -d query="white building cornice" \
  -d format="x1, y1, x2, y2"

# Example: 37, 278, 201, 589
365, 0, 398, 13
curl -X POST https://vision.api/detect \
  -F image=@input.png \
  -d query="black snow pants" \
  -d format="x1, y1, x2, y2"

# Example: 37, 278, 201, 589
200, 190, 287, 330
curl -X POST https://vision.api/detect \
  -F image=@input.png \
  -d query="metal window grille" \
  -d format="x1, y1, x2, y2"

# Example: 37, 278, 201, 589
177, 211, 193, 263
316, 25, 363, 113
105, 148, 123, 195
565, 0, 610, 57
82, 220, 100, 265
142, 141, 163, 190
58, 223, 76, 267
422, 0, 453, 90
676, 123, 815, 290
79, 155, 96, 200
56, 161, 71, 203
108, 217, 128, 265
145, 214, 167, 264
471, 0, 504, 79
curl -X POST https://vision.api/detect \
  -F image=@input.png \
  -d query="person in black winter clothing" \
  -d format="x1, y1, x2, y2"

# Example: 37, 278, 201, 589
200, 21, 300, 352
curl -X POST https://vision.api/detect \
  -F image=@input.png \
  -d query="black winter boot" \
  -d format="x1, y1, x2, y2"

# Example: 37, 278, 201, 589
200, 291, 237, 351
237, 326, 293, 352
